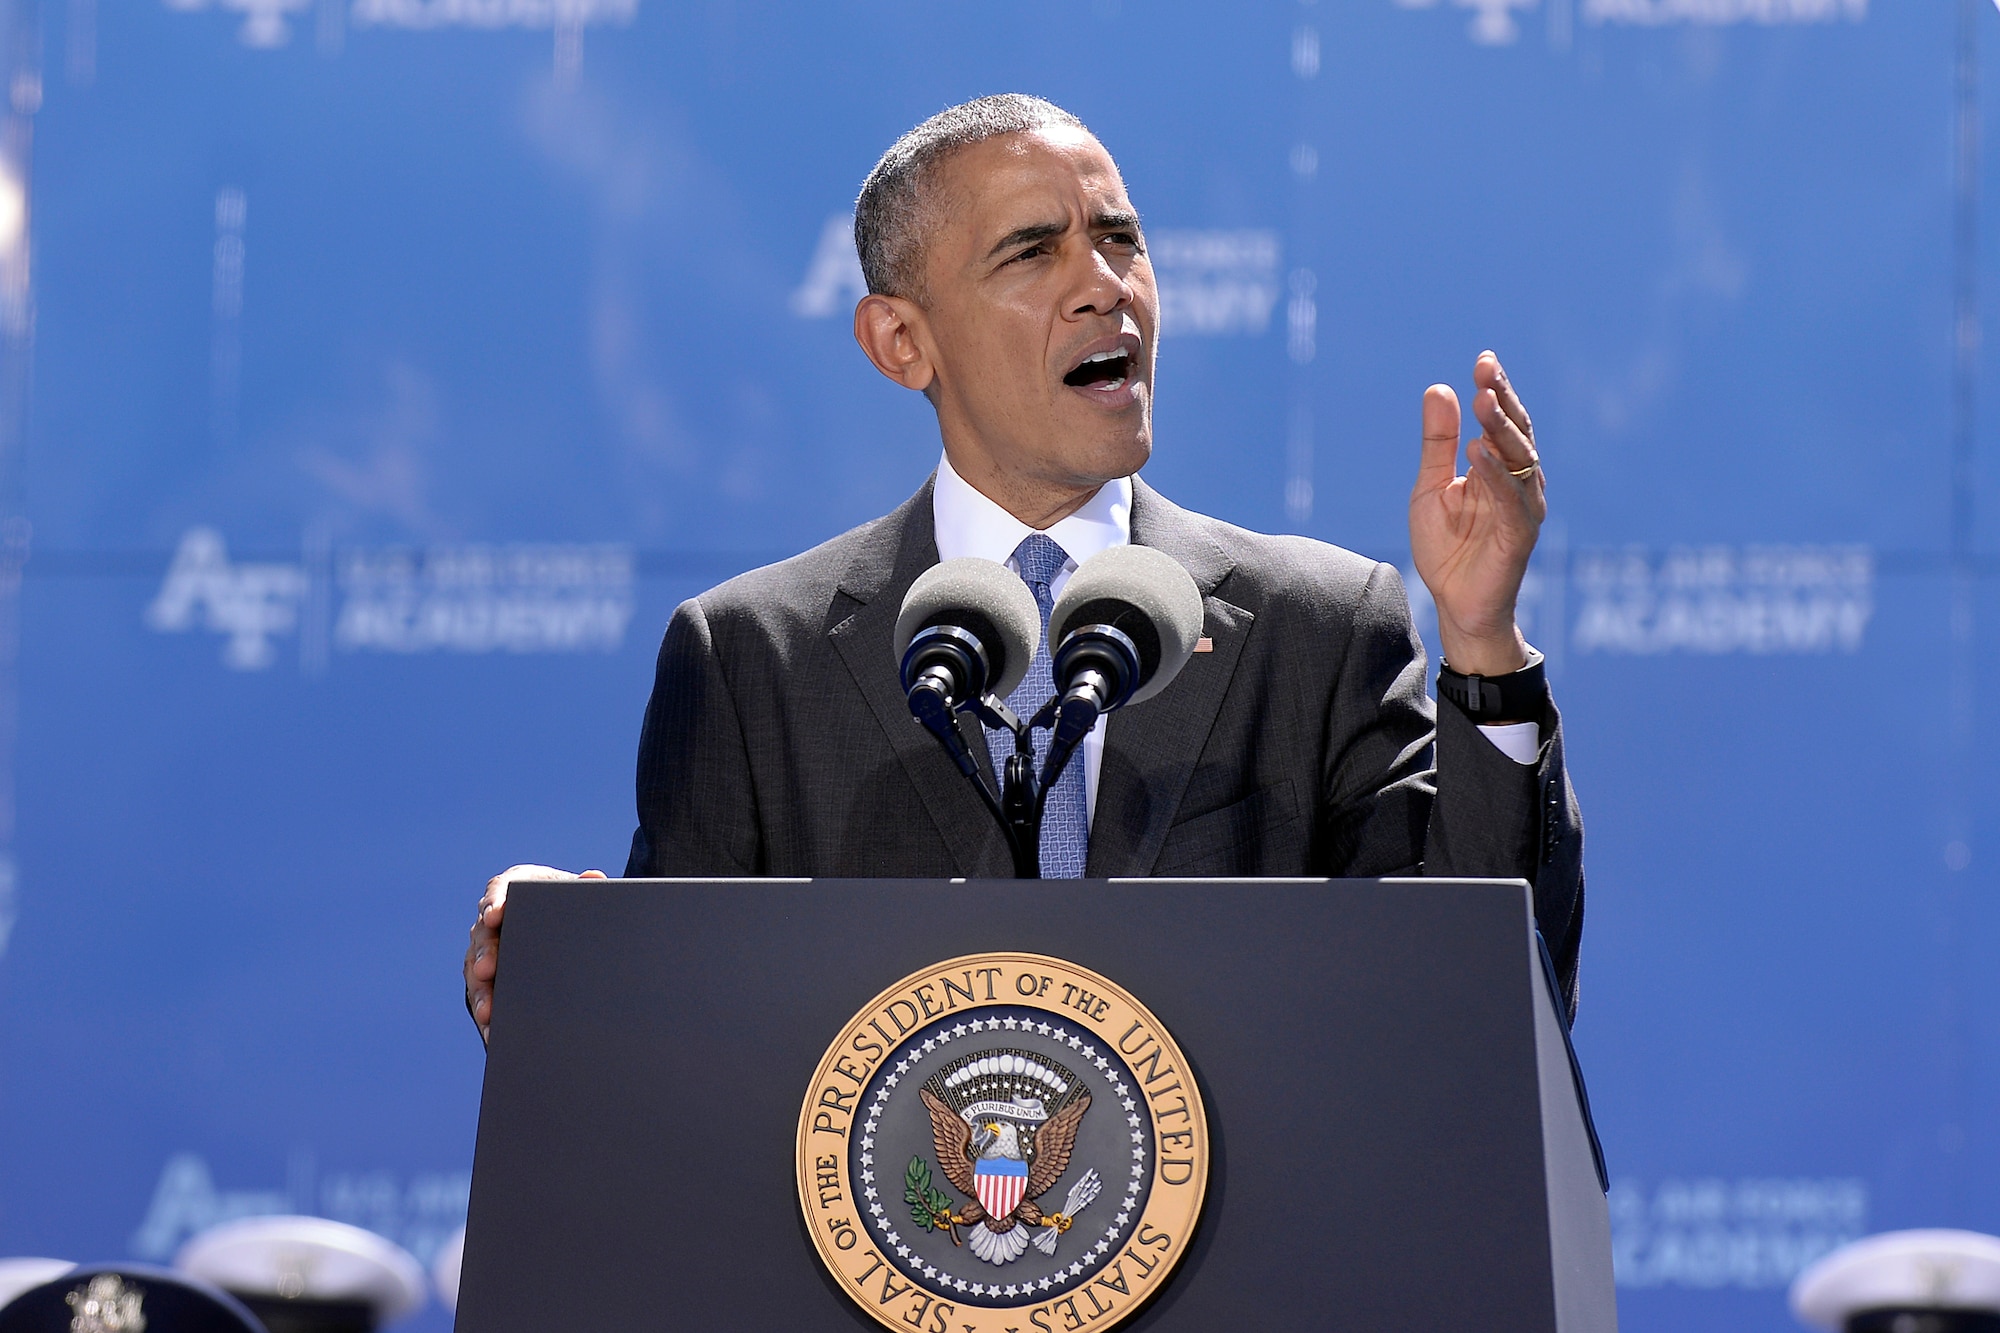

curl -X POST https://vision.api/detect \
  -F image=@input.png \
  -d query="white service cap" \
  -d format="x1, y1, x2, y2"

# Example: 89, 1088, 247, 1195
1792, 1230, 2000, 1330
173, 1215, 427, 1324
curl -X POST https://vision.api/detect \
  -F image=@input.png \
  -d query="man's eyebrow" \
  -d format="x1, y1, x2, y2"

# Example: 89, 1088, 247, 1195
981, 210, 1144, 262
983, 220, 1067, 261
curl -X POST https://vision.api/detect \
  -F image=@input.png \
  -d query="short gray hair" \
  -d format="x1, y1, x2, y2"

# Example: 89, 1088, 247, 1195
854, 94, 1087, 301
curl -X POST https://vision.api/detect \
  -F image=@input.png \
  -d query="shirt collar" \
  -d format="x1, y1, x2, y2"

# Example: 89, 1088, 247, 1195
932, 452, 1131, 572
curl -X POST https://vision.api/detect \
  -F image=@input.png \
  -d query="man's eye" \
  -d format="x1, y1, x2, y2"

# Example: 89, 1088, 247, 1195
1103, 233, 1143, 251
1011, 245, 1046, 263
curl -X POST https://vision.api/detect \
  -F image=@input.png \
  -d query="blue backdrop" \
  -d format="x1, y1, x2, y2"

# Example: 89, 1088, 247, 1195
0, 2, 1994, 1329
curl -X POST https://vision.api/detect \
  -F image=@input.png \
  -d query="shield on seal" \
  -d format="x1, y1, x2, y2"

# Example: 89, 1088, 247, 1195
974, 1157, 1028, 1221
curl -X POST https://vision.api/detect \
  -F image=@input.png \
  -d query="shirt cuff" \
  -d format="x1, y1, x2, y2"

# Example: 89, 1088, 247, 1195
1477, 721, 1541, 766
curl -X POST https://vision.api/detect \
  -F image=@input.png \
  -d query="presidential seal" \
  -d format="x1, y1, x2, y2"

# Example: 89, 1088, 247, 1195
797, 952, 1208, 1333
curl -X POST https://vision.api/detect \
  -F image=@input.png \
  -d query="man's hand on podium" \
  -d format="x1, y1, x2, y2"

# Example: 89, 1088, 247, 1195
465, 863, 607, 1044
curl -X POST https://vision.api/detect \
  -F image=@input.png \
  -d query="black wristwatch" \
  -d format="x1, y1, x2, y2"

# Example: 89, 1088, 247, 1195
1437, 647, 1546, 723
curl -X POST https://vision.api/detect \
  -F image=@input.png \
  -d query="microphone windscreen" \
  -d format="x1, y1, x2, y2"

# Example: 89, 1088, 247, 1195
894, 557, 1042, 700
1049, 545, 1204, 706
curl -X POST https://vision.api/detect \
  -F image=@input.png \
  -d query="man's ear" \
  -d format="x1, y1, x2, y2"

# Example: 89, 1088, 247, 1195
853, 293, 937, 394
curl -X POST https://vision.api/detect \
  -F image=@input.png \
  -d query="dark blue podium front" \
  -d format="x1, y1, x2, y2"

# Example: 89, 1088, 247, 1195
457, 877, 1615, 1332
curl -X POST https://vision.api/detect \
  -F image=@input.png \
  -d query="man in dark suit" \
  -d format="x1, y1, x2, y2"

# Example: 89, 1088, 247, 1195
465, 95, 1582, 1040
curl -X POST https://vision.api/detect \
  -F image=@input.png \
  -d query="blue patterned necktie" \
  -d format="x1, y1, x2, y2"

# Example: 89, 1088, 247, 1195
986, 533, 1090, 878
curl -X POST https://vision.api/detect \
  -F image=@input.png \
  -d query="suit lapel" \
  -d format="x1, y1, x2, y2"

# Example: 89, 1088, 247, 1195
1085, 479, 1253, 877
826, 477, 1010, 874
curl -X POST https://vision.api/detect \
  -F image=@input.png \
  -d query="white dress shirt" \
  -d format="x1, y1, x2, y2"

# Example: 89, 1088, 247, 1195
930, 454, 1539, 829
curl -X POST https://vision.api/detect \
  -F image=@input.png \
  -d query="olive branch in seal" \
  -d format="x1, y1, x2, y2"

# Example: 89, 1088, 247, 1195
905, 1156, 963, 1243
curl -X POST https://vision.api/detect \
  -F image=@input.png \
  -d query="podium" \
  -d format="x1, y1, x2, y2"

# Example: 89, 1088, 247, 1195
457, 878, 1615, 1332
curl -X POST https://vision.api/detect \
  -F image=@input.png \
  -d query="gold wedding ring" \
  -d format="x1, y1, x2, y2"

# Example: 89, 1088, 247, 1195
1508, 459, 1540, 480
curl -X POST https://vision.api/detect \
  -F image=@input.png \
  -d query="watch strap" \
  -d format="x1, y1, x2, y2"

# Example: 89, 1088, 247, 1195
1437, 647, 1547, 722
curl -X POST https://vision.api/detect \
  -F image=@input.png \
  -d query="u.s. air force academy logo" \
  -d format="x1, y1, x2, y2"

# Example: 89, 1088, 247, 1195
797, 953, 1208, 1333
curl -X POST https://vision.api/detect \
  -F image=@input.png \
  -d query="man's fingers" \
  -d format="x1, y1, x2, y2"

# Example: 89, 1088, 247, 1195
469, 864, 593, 1046
1473, 388, 1535, 470
465, 939, 494, 1042
1467, 439, 1548, 522
493, 863, 575, 886
1416, 384, 1462, 492
1465, 440, 1523, 512
468, 863, 592, 1046
480, 863, 587, 926
1474, 351, 1535, 445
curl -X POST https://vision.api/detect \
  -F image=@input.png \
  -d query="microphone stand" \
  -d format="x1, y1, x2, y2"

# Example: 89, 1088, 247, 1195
963, 688, 1102, 881
964, 696, 1043, 879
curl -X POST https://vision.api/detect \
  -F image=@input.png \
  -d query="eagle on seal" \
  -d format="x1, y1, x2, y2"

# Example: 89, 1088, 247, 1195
919, 1085, 1092, 1265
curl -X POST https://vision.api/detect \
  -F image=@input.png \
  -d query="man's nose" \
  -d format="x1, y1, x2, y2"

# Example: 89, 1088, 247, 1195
1065, 245, 1132, 319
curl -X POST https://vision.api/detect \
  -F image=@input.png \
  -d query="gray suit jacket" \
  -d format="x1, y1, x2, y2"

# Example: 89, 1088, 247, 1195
626, 476, 1585, 1008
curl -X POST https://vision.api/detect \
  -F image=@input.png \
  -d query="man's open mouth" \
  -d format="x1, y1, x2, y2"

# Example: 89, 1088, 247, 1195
1063, 348, 1133, 391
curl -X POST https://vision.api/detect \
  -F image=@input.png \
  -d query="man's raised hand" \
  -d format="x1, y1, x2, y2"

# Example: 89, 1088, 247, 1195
465, 863, 607, 1044
1408, 351, 1547, 678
